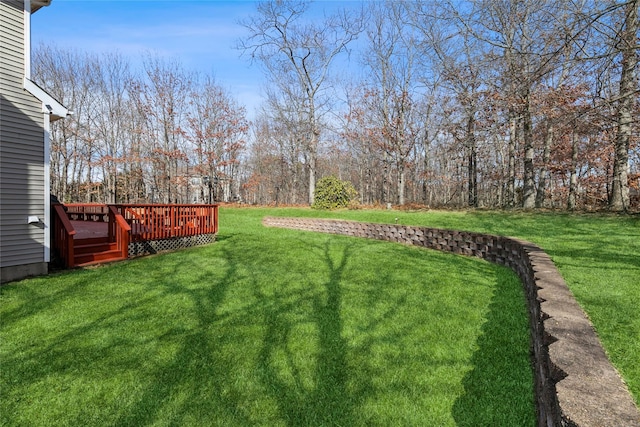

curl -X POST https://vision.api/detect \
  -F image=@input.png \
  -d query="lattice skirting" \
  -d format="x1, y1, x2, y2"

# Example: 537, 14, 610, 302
128, 234, 216, 257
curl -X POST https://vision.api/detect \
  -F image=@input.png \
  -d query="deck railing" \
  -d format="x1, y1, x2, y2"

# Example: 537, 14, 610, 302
113, 204, 219, 242
65, 203, 110, 222
52, 203, 76, 268
108, 205, 131, 259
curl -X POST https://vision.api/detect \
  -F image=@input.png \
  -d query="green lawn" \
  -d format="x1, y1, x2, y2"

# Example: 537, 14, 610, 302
0, 208, 535, 426
260, 206, 640, 405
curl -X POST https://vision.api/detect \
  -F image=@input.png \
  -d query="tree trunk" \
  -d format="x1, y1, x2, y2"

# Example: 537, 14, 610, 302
467, 115, 478, 207
107, 166, 116, 204
522, 91, 536, 208
308, 158, 316, 205
609, 0, 637, 211
506, 112, 517, 208
422, 136, 430, 205
536, 122, 553, 208
308, 124, 319, 205
568, 133, 578, 210
398, 167, 406, 205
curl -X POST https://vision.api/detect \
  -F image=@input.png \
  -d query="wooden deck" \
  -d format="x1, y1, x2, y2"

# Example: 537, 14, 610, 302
71, 221, 148, 240
53, 204, 219, 268
71, 221, 107, 239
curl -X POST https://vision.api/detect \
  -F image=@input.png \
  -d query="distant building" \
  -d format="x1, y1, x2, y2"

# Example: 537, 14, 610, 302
1, 0, 70, 283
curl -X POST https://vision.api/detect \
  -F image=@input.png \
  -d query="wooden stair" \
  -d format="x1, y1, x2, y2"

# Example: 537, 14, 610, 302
73, 237, 126, 266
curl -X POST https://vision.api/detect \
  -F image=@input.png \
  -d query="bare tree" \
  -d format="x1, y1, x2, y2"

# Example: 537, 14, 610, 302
90, 53, 133, 203
239, 0, 362, 204
459, 0, 577, 208
137, 56, 192, 203
411, 1, 487, 207
359, 1, 423, 206
565, 0, 639, 210
609, 0, 638, 211
33, 45, 97, 202
186, 75, 248, 203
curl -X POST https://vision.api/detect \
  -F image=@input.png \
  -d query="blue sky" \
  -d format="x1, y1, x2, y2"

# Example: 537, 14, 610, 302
30, 1, 273, 117
31, 0, 364, 119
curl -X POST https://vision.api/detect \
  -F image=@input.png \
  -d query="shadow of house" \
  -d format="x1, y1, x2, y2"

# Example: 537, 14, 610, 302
1, 0, 69, 283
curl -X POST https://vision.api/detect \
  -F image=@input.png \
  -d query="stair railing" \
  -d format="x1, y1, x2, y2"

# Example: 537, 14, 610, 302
52, 203, 76, 268
108, 205, 131, 260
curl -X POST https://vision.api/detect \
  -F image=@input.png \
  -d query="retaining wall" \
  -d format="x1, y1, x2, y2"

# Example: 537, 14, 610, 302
262, 216, 639, 427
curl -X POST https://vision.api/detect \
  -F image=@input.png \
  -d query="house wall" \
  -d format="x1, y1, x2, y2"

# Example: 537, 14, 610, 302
0, 0, 48, 282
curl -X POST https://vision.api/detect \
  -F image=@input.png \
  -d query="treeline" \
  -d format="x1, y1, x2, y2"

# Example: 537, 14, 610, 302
34, 49, 248, 204
36, 0, 639, 211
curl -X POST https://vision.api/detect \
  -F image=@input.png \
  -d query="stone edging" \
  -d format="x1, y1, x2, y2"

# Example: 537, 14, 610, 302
262, 216, 639, 427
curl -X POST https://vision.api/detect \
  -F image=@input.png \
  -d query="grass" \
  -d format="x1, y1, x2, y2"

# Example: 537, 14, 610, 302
256, 206, 640, 405
0, 208, 535, 426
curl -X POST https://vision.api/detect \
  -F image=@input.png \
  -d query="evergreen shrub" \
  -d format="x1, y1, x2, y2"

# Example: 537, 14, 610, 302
312, 176, 358, 210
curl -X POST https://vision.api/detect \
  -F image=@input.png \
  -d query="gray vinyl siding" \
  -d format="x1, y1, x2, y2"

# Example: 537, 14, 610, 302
0, 0, 47, 269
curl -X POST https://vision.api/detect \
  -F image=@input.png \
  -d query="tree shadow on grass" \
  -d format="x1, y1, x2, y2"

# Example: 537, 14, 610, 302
1, 229, 537, 426
110, 244, 258, 426
111, 233, 373, 426
451, 268, 536, 426
254, 239, 364, 426
0, 237, 270, 425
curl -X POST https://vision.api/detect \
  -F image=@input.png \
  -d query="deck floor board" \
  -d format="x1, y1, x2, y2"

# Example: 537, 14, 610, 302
71, 221, 147, 240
